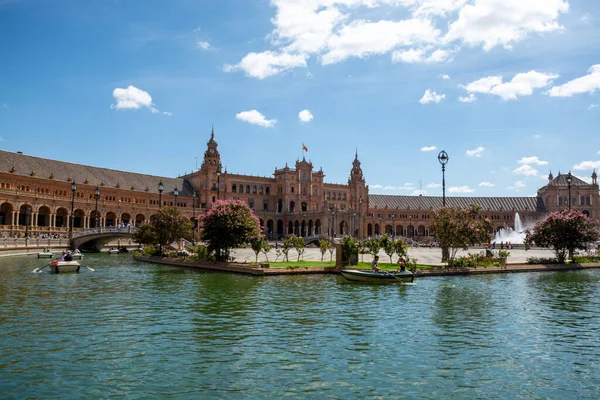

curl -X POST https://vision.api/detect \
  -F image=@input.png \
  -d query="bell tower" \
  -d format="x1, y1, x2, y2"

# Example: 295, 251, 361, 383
348, 149, 368, 213
202, 126, 221, 170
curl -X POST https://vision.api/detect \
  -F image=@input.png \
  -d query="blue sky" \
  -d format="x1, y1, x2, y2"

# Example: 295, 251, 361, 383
1, 0, 599, 197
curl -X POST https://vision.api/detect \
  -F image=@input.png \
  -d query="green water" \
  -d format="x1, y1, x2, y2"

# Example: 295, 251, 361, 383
1, 255, 600, 399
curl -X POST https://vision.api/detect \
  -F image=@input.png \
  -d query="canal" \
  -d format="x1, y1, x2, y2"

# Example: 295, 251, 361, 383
1, 254, 600, 399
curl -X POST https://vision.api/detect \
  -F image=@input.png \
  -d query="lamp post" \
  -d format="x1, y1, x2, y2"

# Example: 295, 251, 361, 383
192, 190, 197, 245
358, 196, 363, 239
566, 172, 573, 210
216, 166, 221, 200
25, 207, 30, 246
94, 186, 100, 229
174, 186, 179, 207
408, 215, 413, 237
352, 211, 358, 238
378, 214, 382, 237
69, 182, 77, 239
158, 180, 164, 208
438, 150, 449, 207
391, 213, 396, 240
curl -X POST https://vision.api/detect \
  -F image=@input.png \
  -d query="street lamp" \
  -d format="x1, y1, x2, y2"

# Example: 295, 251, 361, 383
69, 182, 77, 238
328, 207, 335, 241
566, 172, 573, 210
158, 180, 164, 208
94, 186, 100, 228
391, 213, 396, 239
216, 166, 222, 200
174, 186, 179, 207
25, 207, 30, 246
192, 190, 197, 245
378, 214, 382, 236
438, 150, 449, 207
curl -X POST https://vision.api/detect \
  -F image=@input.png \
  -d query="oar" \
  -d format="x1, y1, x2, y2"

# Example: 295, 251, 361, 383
84, 265, 95, 272
33, 264, 50, 273
380, 269, 399, 279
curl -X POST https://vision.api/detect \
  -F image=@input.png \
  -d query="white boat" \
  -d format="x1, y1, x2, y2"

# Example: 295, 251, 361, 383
49, 260, 81, 273
37, 252, 54, 258
340, 269, 415, 283
71, 253, 84, 260
107, 249, 120, 254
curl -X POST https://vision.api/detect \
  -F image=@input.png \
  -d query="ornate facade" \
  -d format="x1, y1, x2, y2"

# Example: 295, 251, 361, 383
1, 130, 599, 241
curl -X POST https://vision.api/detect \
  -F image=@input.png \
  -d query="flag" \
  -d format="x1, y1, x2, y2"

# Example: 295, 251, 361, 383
302, 143, 308, 152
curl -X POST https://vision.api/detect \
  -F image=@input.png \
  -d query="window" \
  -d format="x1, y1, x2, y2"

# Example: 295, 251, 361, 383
232, 184, 237, 193
252, 185, 257, 194
246, 185, 250, 193
249, 199, 254, 209
266, 187, 270, 195
259, 186, 263, 194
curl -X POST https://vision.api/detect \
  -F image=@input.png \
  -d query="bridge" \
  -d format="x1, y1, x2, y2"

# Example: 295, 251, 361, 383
72, 226, 139, 252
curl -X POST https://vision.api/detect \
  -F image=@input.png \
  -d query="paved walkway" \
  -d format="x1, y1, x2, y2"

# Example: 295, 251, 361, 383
230, 246, 559, 266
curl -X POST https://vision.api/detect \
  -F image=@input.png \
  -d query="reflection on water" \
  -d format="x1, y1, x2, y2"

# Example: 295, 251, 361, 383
1, 255, 600, 399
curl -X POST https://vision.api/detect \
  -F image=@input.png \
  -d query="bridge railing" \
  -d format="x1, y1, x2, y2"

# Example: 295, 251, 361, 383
73, 226, 139, 237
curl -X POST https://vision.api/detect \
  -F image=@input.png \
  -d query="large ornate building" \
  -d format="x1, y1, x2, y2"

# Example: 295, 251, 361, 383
1, 130, 599, 241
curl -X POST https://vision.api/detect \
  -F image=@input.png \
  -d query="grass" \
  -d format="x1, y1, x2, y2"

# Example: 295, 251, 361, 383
255, 260, 433, 270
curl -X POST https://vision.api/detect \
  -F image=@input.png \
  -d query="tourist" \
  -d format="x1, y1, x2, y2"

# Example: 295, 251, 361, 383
396, 257, 407, 272
371, 255, 380, 272
485, 246, 493, 257
64, 251, 73, 261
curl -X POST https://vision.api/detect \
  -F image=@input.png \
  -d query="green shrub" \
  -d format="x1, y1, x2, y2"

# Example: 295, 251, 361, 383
572, 255, 600, 264
526, 257, 560, 264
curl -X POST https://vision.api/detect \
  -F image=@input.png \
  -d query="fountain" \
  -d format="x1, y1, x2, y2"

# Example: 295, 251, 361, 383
492, 212, 530, 244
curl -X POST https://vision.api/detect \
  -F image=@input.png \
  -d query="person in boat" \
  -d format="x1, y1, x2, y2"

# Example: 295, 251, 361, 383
396, 257, 407, 272
371, 256, 380, 272
74, 248, 81, 254
64, 251, 73, 262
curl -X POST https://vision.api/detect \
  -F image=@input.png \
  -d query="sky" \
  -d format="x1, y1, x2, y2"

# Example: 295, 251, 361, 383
0, 0, 599, 198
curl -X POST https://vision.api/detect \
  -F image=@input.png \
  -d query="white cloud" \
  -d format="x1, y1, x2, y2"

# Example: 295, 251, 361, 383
197, 40, 211, 50
438, 74, 450, 80
231, 51, 307, 79
513, 165, 538, 176
547, 65, 600, 97
466, 146, 484, 157
420, 146, 437, 152
479, 181, 494, 187
371, 184, 383, 189
111, 85, 166, 114
445, 0, 569, 51
518, 156, 548, 165
507, 180, 526, 190
576, 175, 593, 184
459, 93, 477, 103
411, 189, 427, 195
235, 110, 277, 128
427, 183, 441, 188
573, 161, 600, 170
321, 18, 440, 65
533, 134, 542, 139
462, 70, 558, 100
391, 47, 451, 64
398, 183, 416, 190
298, 109, 313, 123
383, 185, 396, 190
588, 104, 599, 110
419, 89, 445, 104
163, 111, 173, 117
448, 186, 475, 193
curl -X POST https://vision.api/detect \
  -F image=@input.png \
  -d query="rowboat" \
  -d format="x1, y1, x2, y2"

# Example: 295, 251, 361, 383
49, 260, 81, 273
340, 269, 414, 283
71, 253, 83, 260
107, 249, 120, 254
37, 252, 54, 258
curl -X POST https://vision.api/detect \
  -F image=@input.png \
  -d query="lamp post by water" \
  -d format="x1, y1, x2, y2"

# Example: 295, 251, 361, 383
378, 214, 382, 236
216, 166, 221, 200
69, 182, 77, 239
174, 186, 179, 207
566, 172, 573, 210
25, 207, 30, 246
158, 180, 164, 208
94, 186, 100, 228
192, 190, 197, 245
391, 213, 396, 240
438, 150, 449, 207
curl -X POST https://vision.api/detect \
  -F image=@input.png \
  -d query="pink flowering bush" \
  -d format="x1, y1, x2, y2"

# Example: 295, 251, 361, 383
525, 209, 600, 263
429, 205, 494, 266
199, 199, 262, 262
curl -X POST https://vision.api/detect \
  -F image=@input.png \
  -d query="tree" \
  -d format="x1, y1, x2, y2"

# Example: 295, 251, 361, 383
429, 205, 494, 266
200, 199, 261, 262
525, 209, 600, 263
318, 239, 331, 262
249, 235, 270, 263
293, 236, 306, 261
281, 235, 296, 262
135, 206, 192, 255
365, 237, 381, 261
380, 235, 395, 263
394, 238, 408, 259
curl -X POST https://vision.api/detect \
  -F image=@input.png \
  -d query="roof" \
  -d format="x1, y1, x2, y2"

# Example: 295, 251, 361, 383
0, 150, 193, 196
550, 173, 589, 186
368, 194, 545, 212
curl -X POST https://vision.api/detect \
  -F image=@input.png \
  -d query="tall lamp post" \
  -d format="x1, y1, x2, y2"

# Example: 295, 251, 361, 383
174, 186, 179, 207
566, 172, 573, 210
438, 150, 449, 207
216, 166, 221, 200
378, 214, 382, 236
158, 180, 164, 208
94, 186, 100, 229
25, 207, 30, 246
192, 190, 197, 245
391, 213, 396, 240
437, 150, 449, 262
69, 182, 77, 239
